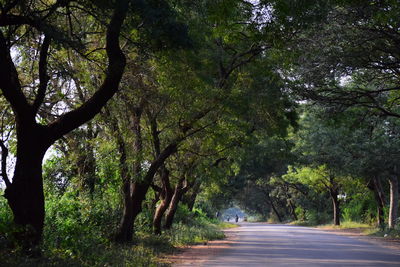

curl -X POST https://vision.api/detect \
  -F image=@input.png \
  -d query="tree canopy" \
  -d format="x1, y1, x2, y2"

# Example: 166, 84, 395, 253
1, 0, 400, 264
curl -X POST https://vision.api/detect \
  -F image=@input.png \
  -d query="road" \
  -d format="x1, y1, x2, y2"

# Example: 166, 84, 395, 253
173, 223, 400, 266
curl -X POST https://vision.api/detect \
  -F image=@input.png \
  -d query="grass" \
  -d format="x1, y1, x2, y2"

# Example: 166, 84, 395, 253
288, 220, 317, 227
166, 221, 225, 247
366, 228, 400, 238
317, 221, 372, 230
218, 222, 239, 229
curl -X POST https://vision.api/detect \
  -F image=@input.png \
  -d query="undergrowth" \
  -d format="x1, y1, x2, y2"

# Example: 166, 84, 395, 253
0, 194, 225, 266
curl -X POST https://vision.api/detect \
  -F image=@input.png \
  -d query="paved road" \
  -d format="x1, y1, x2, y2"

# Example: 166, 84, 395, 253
174, 223, 400, 266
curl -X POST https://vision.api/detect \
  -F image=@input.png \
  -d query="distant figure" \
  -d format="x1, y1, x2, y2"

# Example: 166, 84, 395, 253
216, 211, 220, 219
235, 214, 239, 223
227, 216, 230, 222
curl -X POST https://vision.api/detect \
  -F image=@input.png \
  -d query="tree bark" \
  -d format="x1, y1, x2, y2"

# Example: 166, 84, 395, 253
368, 177, 386, 227
288, 200, 298, 221
152, 168, 173, 235
114, 102, 148, 243
329, 188, 340, 226
164, 178, 188, 229
388, 176, 399, 229
114, 121, 133, 243
3, 124, 50, 249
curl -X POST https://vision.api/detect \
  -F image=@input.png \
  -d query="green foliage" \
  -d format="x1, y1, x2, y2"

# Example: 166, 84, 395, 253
156, 205, 224, 246
341, 190, 376, 224
0, 193, 17, 247
1, 189, 226, 266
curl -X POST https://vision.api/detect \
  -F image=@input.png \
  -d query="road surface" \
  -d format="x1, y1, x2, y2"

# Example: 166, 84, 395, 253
173, 223, 400, 266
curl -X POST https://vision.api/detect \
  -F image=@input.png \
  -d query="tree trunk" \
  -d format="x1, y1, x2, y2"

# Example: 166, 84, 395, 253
114, 149, 134, 242
289, 200, 298, 221
115, 106, 144, 243
377, 201, 385, 228
115, 181, 152, 243
388, 176, 399, 229
153, 168, 173, 235
114, 182, 134, 243
164, 179, 187, 229
329, 188, 340, 226
264, 190, 283, 222
4, 125, 50, 249
182, 181, 201, 211
368, 177, 386, 227
131, 181, 152, 222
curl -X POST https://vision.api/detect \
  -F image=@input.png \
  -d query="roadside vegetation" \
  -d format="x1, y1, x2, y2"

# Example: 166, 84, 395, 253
0, 193, 226, 266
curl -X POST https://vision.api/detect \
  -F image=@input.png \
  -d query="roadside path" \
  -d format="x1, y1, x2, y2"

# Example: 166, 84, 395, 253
172, 223, 400, 266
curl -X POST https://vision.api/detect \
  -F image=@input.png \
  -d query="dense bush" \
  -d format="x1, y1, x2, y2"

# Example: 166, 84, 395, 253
0, 187, 225, 266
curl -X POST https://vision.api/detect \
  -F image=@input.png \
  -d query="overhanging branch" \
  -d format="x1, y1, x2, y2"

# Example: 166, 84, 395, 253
0, 140, 10, 188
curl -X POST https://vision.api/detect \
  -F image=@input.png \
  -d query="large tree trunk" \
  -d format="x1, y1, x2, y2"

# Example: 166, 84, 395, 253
115, 106, 144, 243
4, 125, 50, 249
115, 182, 134, 243
153, 169, 173, 235
115, 181, 151, 243
329, 188, 340, 226
131, 181, 152, 225
388, 176, 399, 229
164, 178, 187, 229
114, 140, 134, 242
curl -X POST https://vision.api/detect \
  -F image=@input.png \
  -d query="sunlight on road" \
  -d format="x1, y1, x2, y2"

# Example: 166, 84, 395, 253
174, 224, 400, 267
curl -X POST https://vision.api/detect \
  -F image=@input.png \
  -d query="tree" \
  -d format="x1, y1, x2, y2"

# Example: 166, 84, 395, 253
0, 0, 130, 248
284, 165, 343, 225
293, 105, 400, 228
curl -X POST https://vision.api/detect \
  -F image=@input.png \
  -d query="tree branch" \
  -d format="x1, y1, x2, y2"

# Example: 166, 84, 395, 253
0, 140, 11, 188
0, 31, 32, 118
33, 35, 51, 114
48, 0, 129, 141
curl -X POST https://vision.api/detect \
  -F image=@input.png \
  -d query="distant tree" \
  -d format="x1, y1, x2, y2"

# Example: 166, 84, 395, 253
294, 105, 400, 228
284, 165, 343, 225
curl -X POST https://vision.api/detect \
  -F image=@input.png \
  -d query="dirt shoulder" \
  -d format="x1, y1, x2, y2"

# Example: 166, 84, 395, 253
320, 227, 400, 251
